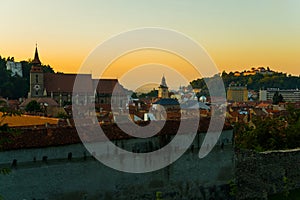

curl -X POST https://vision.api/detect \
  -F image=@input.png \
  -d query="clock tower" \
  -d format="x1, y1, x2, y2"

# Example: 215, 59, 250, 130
29, 45, 44, 98
158, 75, 169, 99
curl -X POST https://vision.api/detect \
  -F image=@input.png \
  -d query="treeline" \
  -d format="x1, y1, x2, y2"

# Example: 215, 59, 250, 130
0, 56, 54, 99
191, 71, 300, 97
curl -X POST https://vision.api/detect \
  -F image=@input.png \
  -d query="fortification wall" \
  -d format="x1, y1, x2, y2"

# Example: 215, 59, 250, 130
0, 130, 234, 200
235, 148, 300, 200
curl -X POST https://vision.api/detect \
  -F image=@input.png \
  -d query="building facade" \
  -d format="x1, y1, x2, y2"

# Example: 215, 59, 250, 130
6, 61, 23, 77
227, 84, 248, 102
28, 46, 129, 109
259, 88, 300, 102
29, 47, 45, 98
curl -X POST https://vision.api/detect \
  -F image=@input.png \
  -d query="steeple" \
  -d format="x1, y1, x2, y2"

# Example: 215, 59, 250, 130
158, 75, 169, 98
30, 44, 43, 73
29, 44, 44, 98
32, 44, 41, 65
160, 74, 168, 88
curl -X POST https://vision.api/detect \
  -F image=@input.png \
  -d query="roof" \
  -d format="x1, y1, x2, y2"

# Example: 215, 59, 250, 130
44, 73, 92, 93
0, 118, 233, 150
257, 102, 271, 108
93, 79, 125, 94
153, 98, 179, 105
159, 75, 168, 88
8, 100, 19, 105
251, 108, 268, 116
0, 97, 8, 106
0, 112, 58, 127
20, 97, 59, 107
31, 46, 41, 65
181, 100, 210, 110
44, 73, 124, 95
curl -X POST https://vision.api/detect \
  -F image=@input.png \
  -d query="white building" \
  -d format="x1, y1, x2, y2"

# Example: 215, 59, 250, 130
259, 90, 267, 101
259, 88, 300, 102
6, 61, 23, 77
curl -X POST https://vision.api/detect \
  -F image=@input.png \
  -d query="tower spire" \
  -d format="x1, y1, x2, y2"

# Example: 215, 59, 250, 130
160, 74, 167, 88
158, 74, 169, 98
32, 44, 41, 65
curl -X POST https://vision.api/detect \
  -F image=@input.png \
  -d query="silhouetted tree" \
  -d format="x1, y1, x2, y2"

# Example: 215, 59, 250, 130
272, 91, 284, 104
25, 100, 41, 113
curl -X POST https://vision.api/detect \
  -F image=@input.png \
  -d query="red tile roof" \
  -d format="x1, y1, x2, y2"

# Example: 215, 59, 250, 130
257, 102, 271, 108
0, 118, 232, 150
44, 73, 124, 95
44, 73, 93, 93
93, 79, 124, 94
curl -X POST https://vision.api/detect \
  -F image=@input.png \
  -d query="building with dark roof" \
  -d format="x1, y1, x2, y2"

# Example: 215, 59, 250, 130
153, 98, 179, 106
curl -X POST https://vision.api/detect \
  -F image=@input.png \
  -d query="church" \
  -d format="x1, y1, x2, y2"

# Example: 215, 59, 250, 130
27, 46, 129, 111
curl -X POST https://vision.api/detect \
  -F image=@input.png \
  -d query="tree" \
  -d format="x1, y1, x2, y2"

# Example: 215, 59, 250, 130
235, 104, 300, 151
272, 91, 284, 105
0, 100, 21, 186
138, 89, 158, 98
131, 92, 138, 98
25, 100, 41, 113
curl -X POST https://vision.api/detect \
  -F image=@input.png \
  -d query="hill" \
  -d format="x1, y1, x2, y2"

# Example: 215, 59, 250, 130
0, 56, 54, 99
191, 69, 300, 97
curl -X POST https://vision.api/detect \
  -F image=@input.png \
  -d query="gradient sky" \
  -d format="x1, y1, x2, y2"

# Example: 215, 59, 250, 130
1, 0, 300, 89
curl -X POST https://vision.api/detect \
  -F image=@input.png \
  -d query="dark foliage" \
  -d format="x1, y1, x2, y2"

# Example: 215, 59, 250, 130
234, 104, 300, 151
25, 100, 41, 113
190, 71, 300, 97
0, 56, 54, 99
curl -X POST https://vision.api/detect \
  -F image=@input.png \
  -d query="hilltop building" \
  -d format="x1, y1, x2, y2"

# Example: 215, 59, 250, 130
6, 61, 23, 77
234, 67, 274, 77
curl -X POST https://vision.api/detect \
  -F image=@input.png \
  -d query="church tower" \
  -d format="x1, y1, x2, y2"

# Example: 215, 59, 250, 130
29, 45, 44, 98
158, 75, 169, 98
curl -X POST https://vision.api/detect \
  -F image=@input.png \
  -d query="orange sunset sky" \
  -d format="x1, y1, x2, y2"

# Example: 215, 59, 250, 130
1, 0, 300, 89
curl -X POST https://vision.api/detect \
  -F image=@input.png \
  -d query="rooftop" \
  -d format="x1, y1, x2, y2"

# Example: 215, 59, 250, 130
0, 113, 58, 127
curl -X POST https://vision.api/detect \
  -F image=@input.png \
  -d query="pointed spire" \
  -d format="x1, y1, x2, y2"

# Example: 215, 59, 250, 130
160, 74, 167, 88
32, 44, 41, 65
30, 44, 43, 73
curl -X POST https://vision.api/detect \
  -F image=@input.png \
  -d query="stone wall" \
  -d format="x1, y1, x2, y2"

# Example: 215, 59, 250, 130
235, 148, 300, 200
0, 130, 234, 200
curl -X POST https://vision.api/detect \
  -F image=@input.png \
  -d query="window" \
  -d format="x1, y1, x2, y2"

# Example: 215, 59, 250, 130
35, 75, 38, 83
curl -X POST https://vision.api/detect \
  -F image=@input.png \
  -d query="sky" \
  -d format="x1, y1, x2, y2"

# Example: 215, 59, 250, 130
1, 0, 300, 89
